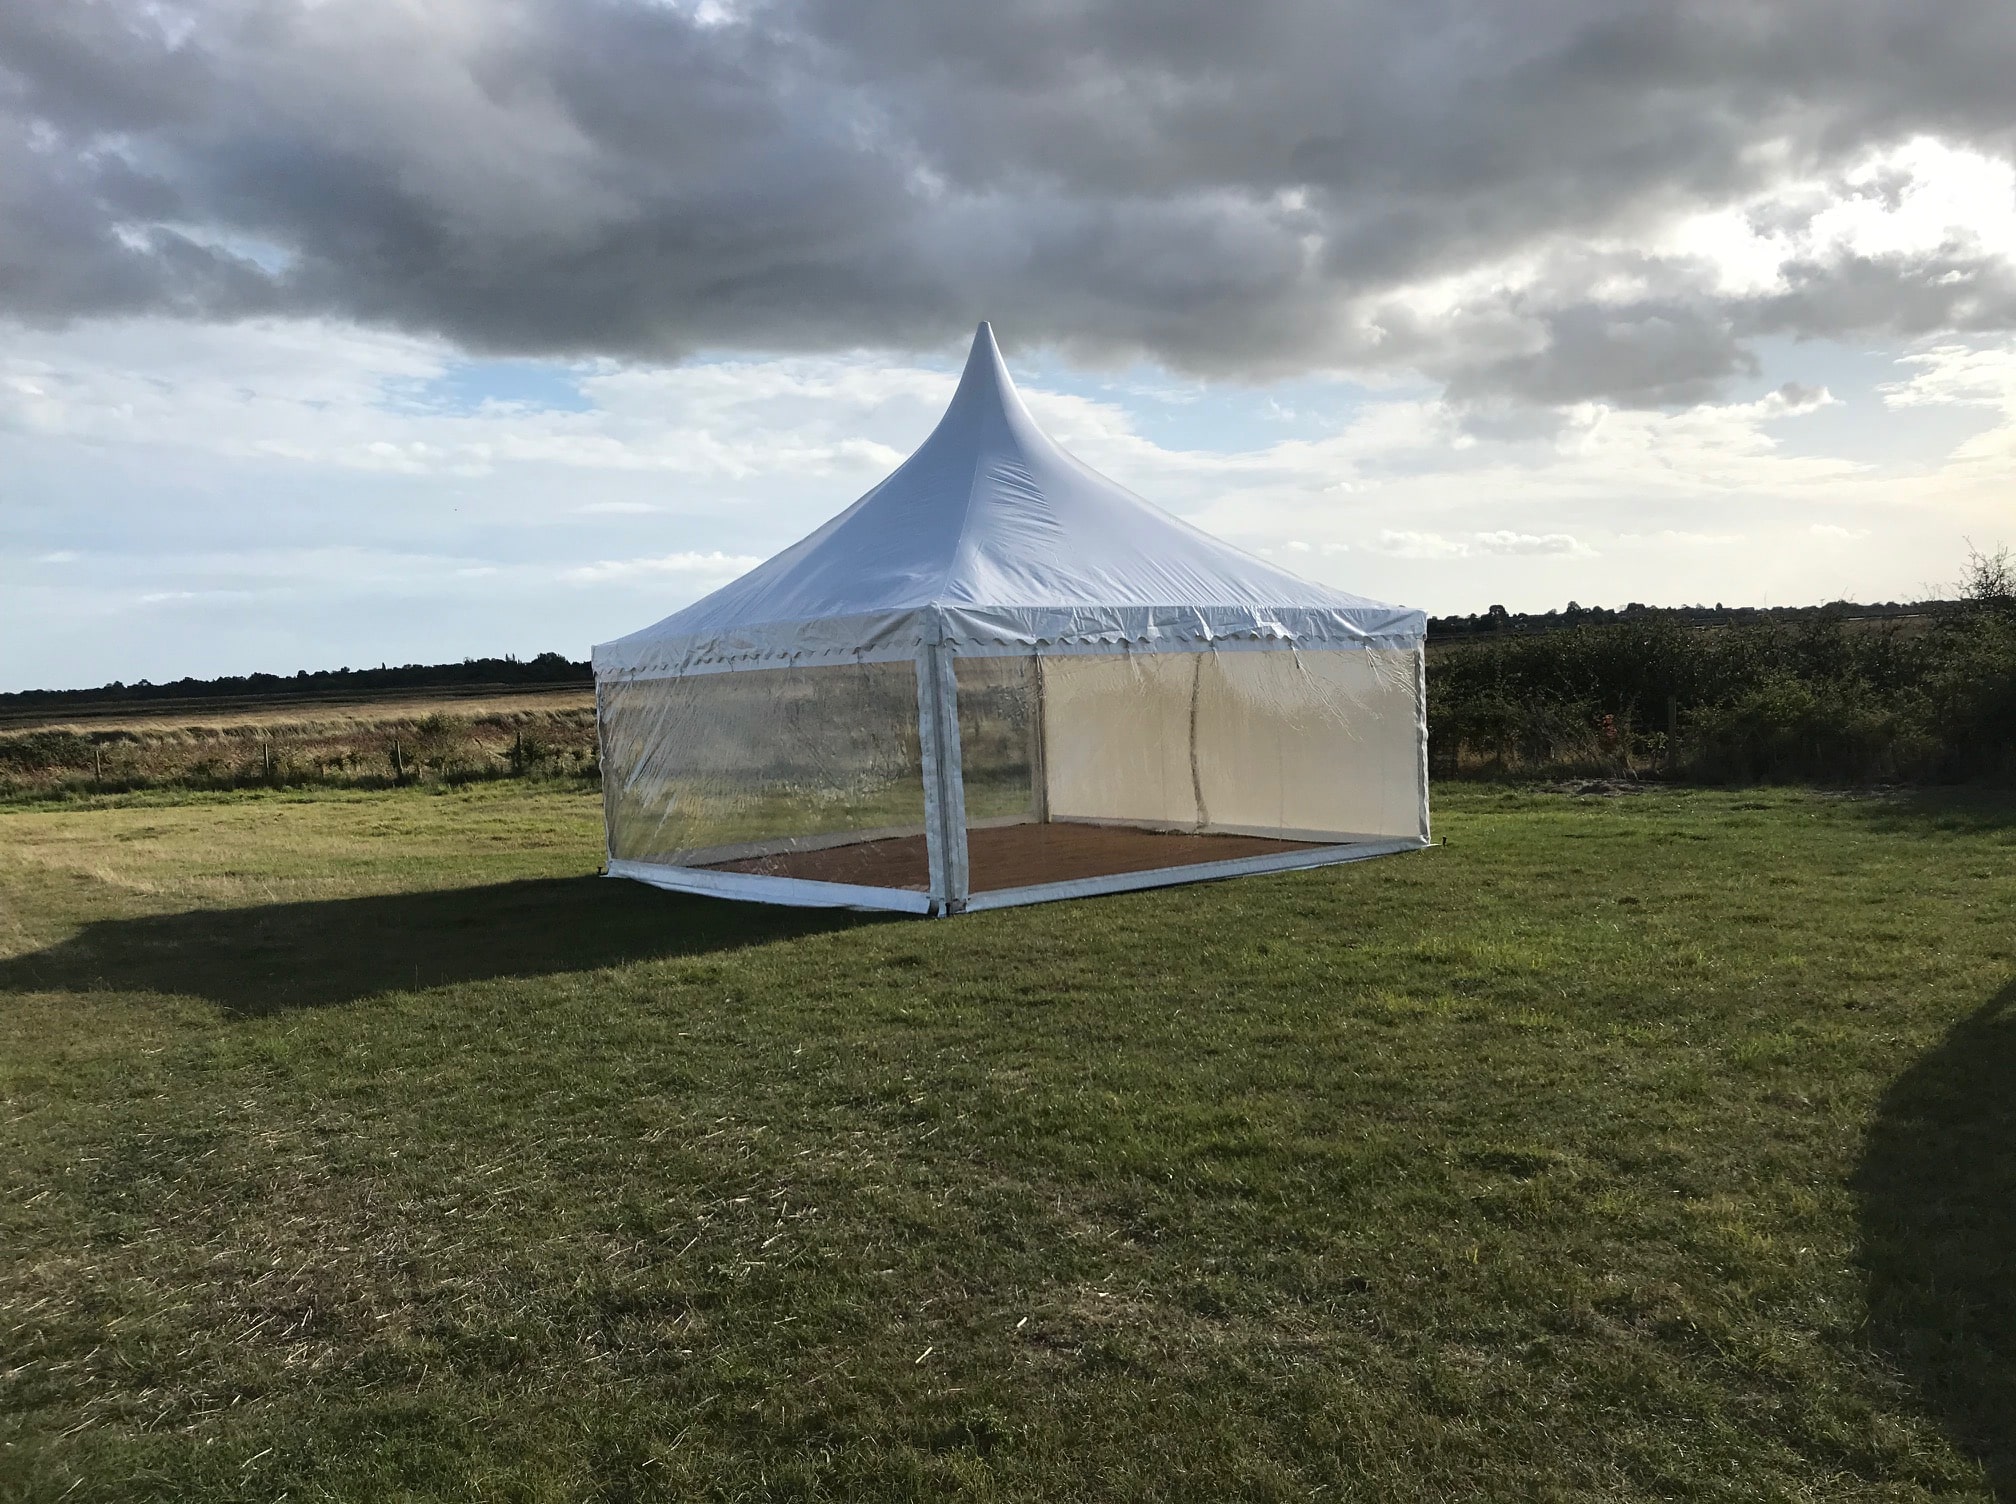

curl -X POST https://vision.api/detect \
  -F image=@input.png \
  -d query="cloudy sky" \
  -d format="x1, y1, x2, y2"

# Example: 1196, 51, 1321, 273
4, 0, 2013, 691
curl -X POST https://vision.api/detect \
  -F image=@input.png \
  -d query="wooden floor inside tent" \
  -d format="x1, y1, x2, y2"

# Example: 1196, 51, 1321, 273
708, 823, 1326, 894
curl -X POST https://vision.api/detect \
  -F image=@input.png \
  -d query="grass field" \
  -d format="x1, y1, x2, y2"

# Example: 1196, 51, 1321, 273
2, 783, 2011, 1501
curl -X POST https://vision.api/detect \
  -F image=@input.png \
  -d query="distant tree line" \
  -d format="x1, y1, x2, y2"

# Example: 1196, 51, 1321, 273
1, 600, 1964, 708
1428, 548, 2016, 784
0, 652, 591, 712
1428, 597, 1952, 638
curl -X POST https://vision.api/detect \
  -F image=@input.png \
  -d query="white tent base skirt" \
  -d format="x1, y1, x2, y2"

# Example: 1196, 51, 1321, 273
608, 835, 1425, 917
607, 858, 935, 914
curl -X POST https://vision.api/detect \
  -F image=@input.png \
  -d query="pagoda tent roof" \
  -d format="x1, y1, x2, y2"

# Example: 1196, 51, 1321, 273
594, 323, 1424, 679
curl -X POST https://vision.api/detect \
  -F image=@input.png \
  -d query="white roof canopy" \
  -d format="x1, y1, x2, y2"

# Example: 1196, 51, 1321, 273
595, 323, 1425, 678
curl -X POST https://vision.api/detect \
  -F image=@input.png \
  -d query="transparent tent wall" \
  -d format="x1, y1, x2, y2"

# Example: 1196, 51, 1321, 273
600, 659, 930, 891
953, 645, 1425, 893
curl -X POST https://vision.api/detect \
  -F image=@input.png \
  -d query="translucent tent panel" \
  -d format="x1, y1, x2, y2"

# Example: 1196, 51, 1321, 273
1039, 652, 1198, 829
600, 660, 929, 891
1191, 647, 1424, 840
950, 654, 1041, 826
953, 645, 1426, 895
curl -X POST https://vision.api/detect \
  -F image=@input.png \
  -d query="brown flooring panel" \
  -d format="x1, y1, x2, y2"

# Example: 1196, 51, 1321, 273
707, 823, 1326, 894
710, 834, 931, 891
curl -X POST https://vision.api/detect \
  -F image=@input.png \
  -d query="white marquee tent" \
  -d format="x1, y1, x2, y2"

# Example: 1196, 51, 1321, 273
594, 323, 1429, 915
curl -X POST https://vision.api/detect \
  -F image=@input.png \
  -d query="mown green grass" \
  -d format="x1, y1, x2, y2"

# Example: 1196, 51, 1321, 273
2, 783, 2011, 1501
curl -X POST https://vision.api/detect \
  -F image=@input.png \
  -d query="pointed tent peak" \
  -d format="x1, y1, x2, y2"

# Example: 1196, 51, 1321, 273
955, 320, 1005, 390
942, 319, 1042, 437
956, 320, 1004, 392
970, 320, 999, 365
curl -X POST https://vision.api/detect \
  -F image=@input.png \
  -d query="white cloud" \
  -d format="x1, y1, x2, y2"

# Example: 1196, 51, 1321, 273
561, 551, 763, 584
1472, 531, 1596, 557
1617, 530, 1749, 547
1879, 341, 2016, 473
1882, 342, 2016, 411
1369, 530, 1594, 560
1666, 138, 2016, 299
1372, 530, 1470, 560
0, 320, 934, 485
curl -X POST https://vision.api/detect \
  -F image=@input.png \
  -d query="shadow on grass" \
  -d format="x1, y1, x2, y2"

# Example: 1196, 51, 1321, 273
1838, 787, 2016, 837
0, 876, 873, 1016
1856, 977, 2016, 1496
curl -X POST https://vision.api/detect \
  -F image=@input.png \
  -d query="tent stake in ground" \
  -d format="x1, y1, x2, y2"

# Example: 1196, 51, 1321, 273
594, 323, 1431, 915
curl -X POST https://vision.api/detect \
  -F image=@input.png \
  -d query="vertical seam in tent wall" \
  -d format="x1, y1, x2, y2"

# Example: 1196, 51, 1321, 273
1189, 651, 1210, 831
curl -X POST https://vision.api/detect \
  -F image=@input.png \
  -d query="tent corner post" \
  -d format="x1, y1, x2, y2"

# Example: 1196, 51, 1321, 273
593, 675, 621, 873
1414, 640, 1432, 845
915, 628, 971, 911
1030, 649, 1051, 826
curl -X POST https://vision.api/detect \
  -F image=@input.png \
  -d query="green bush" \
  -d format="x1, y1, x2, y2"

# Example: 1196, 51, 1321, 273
1428, 599, 2014, 786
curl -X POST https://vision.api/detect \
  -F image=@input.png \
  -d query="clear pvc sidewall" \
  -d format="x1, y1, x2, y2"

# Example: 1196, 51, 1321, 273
599, 660, 928, 886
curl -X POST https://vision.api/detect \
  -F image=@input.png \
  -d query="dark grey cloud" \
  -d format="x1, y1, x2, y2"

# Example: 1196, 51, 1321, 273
2, 0, 2013, 404
1446, 301, 1759, 410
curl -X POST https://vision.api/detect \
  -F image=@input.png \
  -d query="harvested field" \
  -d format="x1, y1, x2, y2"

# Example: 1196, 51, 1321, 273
0, 691, 599, 799
0, 681, 596, 732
